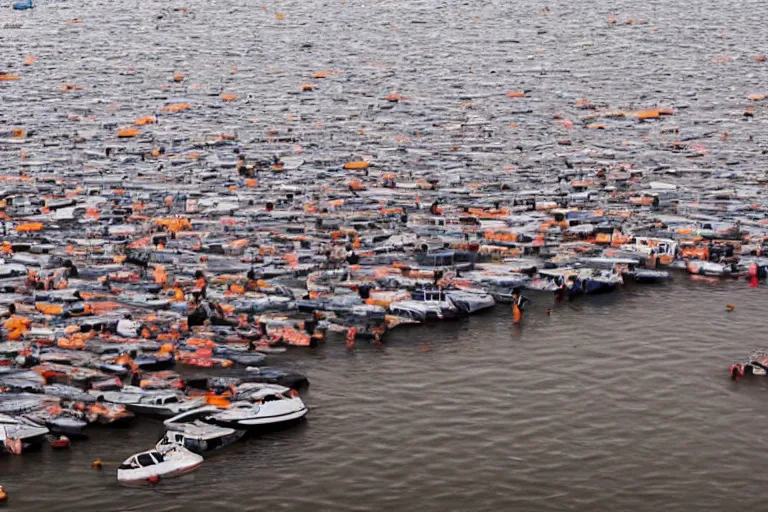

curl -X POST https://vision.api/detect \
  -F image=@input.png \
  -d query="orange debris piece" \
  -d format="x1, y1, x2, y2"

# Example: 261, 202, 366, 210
117, 127, 140, 138
507, 91, 526, 98
632, 109, 665, 120
344, 161, 369, 170
161, 103, 192, 113
155, 218, 192, 232
16, 222, 44, 233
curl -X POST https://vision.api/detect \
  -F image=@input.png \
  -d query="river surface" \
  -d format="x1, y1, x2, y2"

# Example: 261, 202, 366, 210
2, 0, 768, 509
1, 279, 766, 511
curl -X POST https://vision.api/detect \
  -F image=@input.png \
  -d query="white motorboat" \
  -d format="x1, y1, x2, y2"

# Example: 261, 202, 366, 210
160, 407, 246, 454
117, 444, 203, 485
209, 385, 308, 428
90, 387, 206, 417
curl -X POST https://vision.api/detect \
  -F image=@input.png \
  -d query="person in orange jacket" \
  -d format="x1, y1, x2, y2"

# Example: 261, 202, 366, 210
511, 288, 530, 325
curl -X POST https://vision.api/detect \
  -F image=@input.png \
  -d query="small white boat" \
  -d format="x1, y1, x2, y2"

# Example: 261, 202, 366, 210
160, 407, 246, 454
117, 444, 203, 485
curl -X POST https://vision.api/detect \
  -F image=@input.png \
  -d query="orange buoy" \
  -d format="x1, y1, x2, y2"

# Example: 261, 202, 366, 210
0, 485, 7, 503
726, 304, 735, 311
92, 459, 103, 470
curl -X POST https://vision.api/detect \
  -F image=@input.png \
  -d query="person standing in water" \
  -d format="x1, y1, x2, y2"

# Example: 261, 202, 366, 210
511, 288, 529, 325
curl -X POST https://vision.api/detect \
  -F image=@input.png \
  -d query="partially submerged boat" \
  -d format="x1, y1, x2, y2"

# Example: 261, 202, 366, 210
117, 444, 203, 485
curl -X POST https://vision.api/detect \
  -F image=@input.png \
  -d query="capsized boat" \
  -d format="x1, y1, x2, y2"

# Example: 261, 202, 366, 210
117, 444, 203, 485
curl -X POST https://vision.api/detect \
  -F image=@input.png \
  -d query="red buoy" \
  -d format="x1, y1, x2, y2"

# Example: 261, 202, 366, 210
50, 436, 71, 449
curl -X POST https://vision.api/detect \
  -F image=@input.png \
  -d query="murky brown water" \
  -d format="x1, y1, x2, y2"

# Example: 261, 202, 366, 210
2, 0, 768, 509
1, 279, 765, 511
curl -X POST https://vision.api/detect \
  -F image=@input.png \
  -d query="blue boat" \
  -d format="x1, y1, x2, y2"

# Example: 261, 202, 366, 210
12, 0, 33, 10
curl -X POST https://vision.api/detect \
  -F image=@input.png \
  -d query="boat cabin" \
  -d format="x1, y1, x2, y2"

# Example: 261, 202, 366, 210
120, 450, 164, 470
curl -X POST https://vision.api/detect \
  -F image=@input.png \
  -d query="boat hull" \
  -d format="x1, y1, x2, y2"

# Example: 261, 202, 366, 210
212, 407, 308, 429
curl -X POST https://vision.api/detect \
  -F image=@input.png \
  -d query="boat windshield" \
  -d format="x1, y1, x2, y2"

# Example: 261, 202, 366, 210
136, 453, 157, 467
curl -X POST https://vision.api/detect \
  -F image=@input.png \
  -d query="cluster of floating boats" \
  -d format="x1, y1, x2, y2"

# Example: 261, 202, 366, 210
3, 6, 768, 488
3, 157, 766, 482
